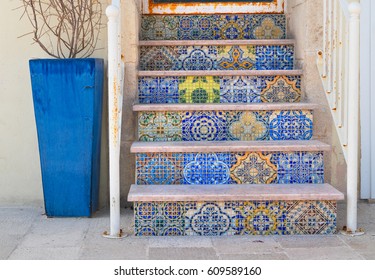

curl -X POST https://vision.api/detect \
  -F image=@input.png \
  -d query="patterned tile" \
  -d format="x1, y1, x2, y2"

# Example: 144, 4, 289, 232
255, 45, 294, 70
260, 76, 301, 103
138, 77, 179, 104
140, 15, 179, 40
183, 153, 233, 185
178, 46, 218, 70
230, 152, 278, 184
140, 46, 181, 71
213, 15, 251, 40
227, 111, 270, 141
138, 112, 182, 141
136, 153, 183, 185
135, 202, 185, 236
220, 76, 262, 103
217, 46, 256, 70
178, 15, 215, 40
276, 152, 324, 184
182, 111, 227, 141
179, 76, 220, 103
269, 110, 313, 140
250, 15, 286, 39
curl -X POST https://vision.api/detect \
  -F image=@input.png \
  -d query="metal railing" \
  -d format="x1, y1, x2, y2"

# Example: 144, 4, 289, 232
316, 0, 361, 234
105, 0, 124, 238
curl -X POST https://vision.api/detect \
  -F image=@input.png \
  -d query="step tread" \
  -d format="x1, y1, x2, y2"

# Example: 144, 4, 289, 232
133, 102, 318, 112
131, 140, 331, 153
138, 69, 303, 77
128, 183, 345, 202
139, 39, 295, 46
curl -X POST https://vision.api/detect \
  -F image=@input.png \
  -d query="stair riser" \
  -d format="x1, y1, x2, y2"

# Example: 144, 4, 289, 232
140, 45, 294, 71
138, 110, 313, 142
139, 75, 302, 104
136, 151, 324, 185
141, 14, 286, 41
134, 200, 337, 236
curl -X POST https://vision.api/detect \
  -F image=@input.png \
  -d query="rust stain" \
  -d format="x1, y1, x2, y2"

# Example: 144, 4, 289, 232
148, 0, 282, 14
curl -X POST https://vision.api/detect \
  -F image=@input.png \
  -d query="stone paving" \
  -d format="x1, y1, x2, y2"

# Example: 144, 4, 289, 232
0, 202, 374, 260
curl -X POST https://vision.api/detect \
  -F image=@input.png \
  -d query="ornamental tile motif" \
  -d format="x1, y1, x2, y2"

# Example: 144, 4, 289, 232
178, 15, 216, 40
140, 15, 179, 40
178, 46, 218, 71
260, 76, 301, 103
134, 201, 338, 236
179, 76, 220, 103
138, 77, 179, 104
213, 15, 251, 40
217, 46, 256, 70
140, 46, 181, 71
251, 16, 284, 40
230, 152, 278, 184
182, 111, 227, 141
136, 153, 183, 185
220, 76, 262, 103
227, 111, 269, 141
138, 112, 182, 141
255, 45, 294, 70
269, 110, 313, 140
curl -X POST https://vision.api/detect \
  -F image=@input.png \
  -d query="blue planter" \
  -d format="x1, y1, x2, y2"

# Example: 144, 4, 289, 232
29, 58, 104, 217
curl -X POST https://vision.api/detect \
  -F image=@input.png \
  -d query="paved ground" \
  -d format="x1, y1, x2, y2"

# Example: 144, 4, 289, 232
1, 201, 374, 260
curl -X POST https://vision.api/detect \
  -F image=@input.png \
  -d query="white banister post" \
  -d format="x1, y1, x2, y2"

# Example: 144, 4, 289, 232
346, 2, 361, 234
104, 3, 124, 238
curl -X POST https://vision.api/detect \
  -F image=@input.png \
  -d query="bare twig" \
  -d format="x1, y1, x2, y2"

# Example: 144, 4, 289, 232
21, 0, 103, 58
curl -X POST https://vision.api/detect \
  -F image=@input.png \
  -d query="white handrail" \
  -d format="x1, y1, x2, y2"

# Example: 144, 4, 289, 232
316, 0, 361, 234
104, 0, 124, 238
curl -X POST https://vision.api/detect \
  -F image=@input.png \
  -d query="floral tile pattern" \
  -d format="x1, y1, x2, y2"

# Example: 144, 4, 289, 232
227, 111, 270, 140
179, 76, 220, 103
138, 77, 179, 104
178, 46, 218, 71
134, 201, 337, 236
135, 151, 324, 185
260, 76, 301, 103
140, 14, 286, 40
217, 46, 256, 70
138, 112, 182, 141
140, 46, 181, 71
255, 45, 294, 70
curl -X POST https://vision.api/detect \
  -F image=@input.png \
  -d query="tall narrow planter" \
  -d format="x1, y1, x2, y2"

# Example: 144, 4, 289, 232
29, 58, 104, 217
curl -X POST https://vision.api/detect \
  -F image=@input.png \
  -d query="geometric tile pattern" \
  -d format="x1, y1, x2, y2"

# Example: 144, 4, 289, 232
138, 75, 302, 104
135, 151, 324, 185
138, 110, 313, 141
139, 45, 294, 71
134, 201, 337, 236
140, 14, 286, 40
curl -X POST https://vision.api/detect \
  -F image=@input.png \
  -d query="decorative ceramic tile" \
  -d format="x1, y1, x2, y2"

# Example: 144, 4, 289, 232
217, 46, 256, 70
136, 153, 183, 185
140, 46, 181, 71
255, 45, 294, 70
138, 77, 179, 104
260, 76, 301, 103
183, 153, 233, 185
140, 15, 179, 40
269, 110, 313, 140
276, 152, 324, 184
285, 201, 337, 234
138, 112, 182, 141
135, 202, 185, 236
230, 152, 278, 184
220, 76, 262, 103
182, 111, 227, 141
227, 111, 270, 141
250, 15, 286, 39
213, 15, 251, 40
178, 15, 215, 40
179, 76, 220, 103
178, 46, 218, 70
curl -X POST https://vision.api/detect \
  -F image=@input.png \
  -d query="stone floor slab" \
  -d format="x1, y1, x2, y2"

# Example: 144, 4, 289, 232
284, 246, 364, 260
274, 235, 344, 249
149, 236, 213, 248
8, 247, 81, 260
219, 253, 289, 260
212, 236, 282, 254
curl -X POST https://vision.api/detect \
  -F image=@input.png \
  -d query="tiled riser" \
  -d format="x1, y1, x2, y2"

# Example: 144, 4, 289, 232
140, 45, 294, 71
141, 14, 286, 40
136, 151, 324, 185
139, 75, 302, 104
134, 200, 337, 236
138, 110, 313, 142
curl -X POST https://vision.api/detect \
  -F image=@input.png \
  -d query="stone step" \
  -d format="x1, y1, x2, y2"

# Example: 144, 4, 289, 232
128, 183, 344, 202
129, 184, 343, 236
140, 14, 286, 41
139, 41, 294, 71
136, 106, 315, 142
134, 146, 327, 185
138, 71, 302, 104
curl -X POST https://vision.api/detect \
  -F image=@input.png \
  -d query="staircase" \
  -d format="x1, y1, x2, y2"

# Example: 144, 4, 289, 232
127, 13, 344, 236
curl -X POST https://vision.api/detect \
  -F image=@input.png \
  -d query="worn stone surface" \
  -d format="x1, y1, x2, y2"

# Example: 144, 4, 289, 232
212, 236, 282, 254
149, 248, 219, 260
284, 246, 364, 260
219, 253, 289, 260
